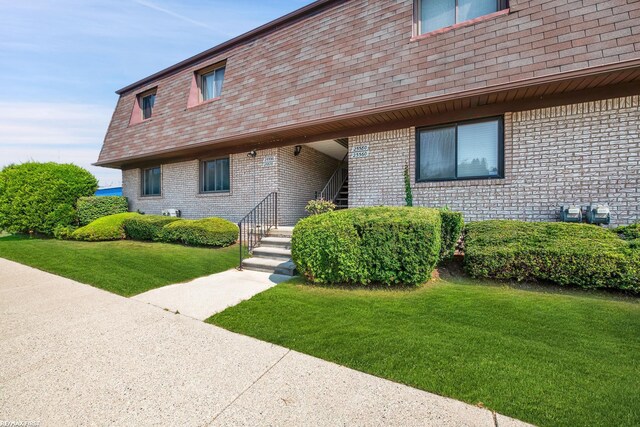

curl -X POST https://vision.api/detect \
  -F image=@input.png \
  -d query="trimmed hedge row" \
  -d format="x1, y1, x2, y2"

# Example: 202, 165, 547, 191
72, 212, 141, 241
123, 215, 181, 241
292, 207, 462, 286
76, 196, 128, 226
71, 213, 238, 247
464, 220, 639, 293
157, 218, 238, 247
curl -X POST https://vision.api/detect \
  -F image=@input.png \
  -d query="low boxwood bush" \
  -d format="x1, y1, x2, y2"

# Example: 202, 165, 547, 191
615, 223, 640, 241
439, 209, 464, 261
292, 207, 443, 286
124, 215, 181, 241
158, 217, 238, 247
464, 220, 639, 293
72, 212, 141, 241
76, 196, 128, 226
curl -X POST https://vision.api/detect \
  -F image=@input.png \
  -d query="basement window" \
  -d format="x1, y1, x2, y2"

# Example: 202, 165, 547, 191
416, 0, 508, 35
416, 117, 504, 182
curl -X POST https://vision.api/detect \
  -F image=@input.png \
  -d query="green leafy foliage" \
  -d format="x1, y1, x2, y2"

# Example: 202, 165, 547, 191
157, 217, 238, 247
123, 215, 181, 241
614, 222, 640, 241
72, 212, 141, 241
439, 208, 464, 261
292, 207, 443, 286
464, 220, 639, 292
305, 198, 336, 215
404, 164, 413, 207
0, 162, 97, 235
53, 225, 77, 240
76, 196, 129, 226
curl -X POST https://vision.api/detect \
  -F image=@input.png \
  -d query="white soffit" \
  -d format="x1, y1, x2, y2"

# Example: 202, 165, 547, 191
304, 140, 348, 160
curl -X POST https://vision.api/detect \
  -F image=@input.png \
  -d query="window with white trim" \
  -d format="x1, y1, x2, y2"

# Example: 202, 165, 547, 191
417, 0, 508, 34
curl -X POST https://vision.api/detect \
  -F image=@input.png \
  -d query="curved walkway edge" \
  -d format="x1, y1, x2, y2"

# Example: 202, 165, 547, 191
0, 258, 533, 426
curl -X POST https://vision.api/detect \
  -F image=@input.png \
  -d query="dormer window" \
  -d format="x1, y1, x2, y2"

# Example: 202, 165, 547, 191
129, 87, 157, 125
417, 0, 508, 35
199, 64, 225, 102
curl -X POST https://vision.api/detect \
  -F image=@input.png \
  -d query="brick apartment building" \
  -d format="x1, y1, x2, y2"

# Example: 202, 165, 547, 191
97, 0, 640, 226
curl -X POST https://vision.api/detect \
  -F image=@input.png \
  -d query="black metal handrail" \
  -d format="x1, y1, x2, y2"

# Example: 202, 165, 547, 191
238, 192, 278, 270
318, 154, 348, 202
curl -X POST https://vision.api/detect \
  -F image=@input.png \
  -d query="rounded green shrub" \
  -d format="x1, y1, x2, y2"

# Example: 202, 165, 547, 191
77, 196, 129, 226
464, 220, 639, 293
0, 162, 97, 235
124, 215, 181, 241
72, 212, 141, 241
158, 217, 238, 247
292, 207, 443, 286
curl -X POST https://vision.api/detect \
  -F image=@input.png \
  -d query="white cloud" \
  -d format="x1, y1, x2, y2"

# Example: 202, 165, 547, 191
0, 102, 120, 187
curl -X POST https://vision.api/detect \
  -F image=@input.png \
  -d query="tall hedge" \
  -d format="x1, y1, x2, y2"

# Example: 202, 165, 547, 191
464, 220, 639, 293
76, 196, 128, 225
292, 207, 444, 286
0, 162, 97, 235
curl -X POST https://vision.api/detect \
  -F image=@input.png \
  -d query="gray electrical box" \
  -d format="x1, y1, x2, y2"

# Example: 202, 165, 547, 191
560, 205, 582, 223
586, 204, 610, 225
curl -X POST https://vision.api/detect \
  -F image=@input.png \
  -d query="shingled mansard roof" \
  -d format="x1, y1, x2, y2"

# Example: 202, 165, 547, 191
96, 0, 640, 168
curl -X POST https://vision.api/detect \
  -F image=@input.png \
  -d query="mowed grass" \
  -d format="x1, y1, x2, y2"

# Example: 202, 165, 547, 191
0, 234, 239, 296
209, 276, 640, 427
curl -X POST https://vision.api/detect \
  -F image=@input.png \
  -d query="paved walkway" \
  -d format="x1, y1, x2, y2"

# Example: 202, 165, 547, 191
133, 269, 291, 320
0, 258, 532, 426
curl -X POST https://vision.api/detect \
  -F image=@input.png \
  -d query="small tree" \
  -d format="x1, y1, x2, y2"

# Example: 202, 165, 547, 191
0, 162, 98, 235
404, 164, 413, 207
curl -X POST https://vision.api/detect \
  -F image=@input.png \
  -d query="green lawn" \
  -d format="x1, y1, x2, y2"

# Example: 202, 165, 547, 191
0, 235, 239, 296
209, 276, 640, 427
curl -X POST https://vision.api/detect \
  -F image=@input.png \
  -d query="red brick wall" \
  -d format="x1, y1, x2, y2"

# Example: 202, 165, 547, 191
99, 0, 640, 164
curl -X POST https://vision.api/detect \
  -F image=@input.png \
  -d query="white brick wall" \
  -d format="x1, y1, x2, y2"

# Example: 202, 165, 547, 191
122, 146, 339, 225
349, 95, 640, 226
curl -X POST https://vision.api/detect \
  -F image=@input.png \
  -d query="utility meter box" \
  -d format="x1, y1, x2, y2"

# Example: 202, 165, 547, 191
560, 205, 582, 223
586, 204, 610, 225
162, 208, 181, 218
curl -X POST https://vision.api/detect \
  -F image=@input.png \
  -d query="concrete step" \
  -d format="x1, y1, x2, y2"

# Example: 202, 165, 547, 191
260, 236, 292, 249
267, 226, 294, 238
242, 257, 296, 275
252, 246, 292, 260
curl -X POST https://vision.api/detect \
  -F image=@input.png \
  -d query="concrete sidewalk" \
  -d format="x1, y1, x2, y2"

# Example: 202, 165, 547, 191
0, 258, 532, 426
133, 269, 290, 320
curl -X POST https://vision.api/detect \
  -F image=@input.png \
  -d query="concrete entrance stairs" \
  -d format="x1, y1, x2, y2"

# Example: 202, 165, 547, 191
241, 226, 297, 276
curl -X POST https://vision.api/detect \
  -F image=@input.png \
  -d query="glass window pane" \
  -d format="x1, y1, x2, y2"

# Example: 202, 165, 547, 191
419, 127, 456, 180
420, 0, 455, 33
457, 120, 499, 178
458, 0, 498, 22
142, 94, 155, 119
202, 72, 215, 101
220, 158, 230, 191
143, 167, 161, 195
214, 67, 225, 97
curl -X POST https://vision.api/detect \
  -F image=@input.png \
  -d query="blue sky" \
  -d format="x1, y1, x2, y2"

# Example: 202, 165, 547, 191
0, 0, 310, 187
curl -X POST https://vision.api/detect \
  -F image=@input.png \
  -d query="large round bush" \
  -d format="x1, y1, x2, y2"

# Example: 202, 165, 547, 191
72, 212, 141, 241
292, 207, 443, 286
158, 217, 238, 247
0, 162, 97, 235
